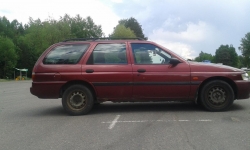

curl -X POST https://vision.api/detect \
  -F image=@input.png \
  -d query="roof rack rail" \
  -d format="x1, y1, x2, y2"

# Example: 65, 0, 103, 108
63, 37, 145, 42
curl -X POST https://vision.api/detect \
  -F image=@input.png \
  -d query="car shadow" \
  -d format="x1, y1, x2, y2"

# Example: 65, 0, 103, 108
90, 102, 199, 114
227, 102, 245, 111
25, 101, 246, 116
89, 101, 245, 115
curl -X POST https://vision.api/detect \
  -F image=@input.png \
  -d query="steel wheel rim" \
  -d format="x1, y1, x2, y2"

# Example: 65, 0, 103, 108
207, 86, 227, 106
68, 91, 87, 110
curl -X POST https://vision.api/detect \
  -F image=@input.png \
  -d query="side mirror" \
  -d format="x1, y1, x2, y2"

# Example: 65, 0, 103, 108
169, 58, 181, 66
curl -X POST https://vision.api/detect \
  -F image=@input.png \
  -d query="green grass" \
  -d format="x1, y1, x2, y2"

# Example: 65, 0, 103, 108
0, 79, 12, 82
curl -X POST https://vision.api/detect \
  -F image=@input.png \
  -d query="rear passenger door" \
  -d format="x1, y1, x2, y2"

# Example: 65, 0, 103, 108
82, 42, 133, 101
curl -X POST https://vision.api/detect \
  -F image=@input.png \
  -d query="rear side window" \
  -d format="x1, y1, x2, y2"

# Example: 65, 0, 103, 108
43, 44, 89, 64
87, 43, 127, 64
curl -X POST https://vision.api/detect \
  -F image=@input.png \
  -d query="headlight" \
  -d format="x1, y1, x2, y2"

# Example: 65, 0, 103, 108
241, 72, 249, 81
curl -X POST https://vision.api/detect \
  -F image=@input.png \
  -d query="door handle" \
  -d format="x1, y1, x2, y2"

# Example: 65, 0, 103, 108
137, 69, 146, 73
86, 69, 94, 73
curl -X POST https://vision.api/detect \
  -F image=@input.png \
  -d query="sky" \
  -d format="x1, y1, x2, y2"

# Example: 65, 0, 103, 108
0, 0, 250, 59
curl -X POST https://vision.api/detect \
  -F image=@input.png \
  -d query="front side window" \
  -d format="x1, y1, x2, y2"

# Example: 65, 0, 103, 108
43, 44, 89, 64
87, 43, 127, 64
131, 43, 171, 64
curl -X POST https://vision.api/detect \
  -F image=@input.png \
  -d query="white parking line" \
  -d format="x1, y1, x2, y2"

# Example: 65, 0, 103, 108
178, 120, 189, 122
103, 119, 212, 128
197, 119, 212, 122
108, 115, 121, 129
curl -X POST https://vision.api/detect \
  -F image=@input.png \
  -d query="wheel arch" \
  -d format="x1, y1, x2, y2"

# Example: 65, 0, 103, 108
60, 80, 97, 102
197, 76, 237, 102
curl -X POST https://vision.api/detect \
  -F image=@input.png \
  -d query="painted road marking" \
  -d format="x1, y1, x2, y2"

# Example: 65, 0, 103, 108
103, 119, 212, 128
109, 115, 121, 129
231, 117, 240, 122
198, 119, 213, 122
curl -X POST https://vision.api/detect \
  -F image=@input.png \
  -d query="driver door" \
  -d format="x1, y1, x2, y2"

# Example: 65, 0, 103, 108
130, 43, 191, 100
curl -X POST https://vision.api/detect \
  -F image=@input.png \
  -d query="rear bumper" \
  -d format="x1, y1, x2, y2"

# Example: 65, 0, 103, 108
30, 81, 65, 99
235, 80, 250, 99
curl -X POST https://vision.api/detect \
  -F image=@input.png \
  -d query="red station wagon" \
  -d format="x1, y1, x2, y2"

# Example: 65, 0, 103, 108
30, 38, 250, 115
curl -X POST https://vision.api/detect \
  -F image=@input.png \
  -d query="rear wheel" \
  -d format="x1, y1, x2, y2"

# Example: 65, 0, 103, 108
200, 80, 234, 111
62, 85, 94, 115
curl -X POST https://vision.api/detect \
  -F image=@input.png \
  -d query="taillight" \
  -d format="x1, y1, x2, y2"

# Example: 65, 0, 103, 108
32, 72, 35, 81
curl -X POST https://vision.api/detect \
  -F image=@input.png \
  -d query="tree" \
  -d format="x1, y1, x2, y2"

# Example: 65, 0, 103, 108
239, 32, 250, 67
0, 36, 17, 79
194, 51, 214, 62
69, 15, 103, 38
0, 15, 104, 78
0, 17, 24, 40
214, 45, 238, 67
238, 55, 246, 68
118, 17, 147, 39
24, 14, 103, 57
110, 24, 136, 38
15, 36, 37, 76
0, 16, 12, 37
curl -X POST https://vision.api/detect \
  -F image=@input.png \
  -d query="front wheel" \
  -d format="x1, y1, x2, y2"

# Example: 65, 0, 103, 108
62, 85, 94, 115
200, 80, 234, 111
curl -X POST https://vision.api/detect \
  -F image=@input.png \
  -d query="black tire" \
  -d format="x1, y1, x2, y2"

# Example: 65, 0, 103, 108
62, 85, 94, 115
200, 80, 234, 111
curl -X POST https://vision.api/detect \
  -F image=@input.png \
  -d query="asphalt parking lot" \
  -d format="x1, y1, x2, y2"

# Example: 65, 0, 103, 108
0, 81, 250, 150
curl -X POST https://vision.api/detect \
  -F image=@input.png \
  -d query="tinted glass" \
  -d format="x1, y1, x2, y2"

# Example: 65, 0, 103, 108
43, 44, 89, 64
87, 43, 127, 64
131, 43, 171, 64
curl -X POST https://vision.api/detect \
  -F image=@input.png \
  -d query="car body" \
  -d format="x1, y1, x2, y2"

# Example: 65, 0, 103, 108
30, 38, 250, 115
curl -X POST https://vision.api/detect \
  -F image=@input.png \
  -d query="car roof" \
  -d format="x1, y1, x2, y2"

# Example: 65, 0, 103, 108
62, 37, 146, 42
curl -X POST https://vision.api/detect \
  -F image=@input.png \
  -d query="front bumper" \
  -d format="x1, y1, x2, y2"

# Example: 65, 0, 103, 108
235, 80, 250, 99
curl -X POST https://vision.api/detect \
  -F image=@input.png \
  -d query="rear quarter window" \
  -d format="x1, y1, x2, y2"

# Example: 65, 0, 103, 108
43, 44, 89, 64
